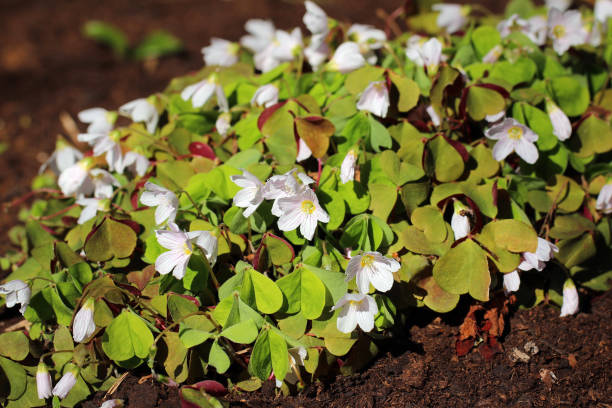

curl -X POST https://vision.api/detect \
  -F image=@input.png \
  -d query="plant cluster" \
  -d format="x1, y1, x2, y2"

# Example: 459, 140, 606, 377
1, 0, 612, 406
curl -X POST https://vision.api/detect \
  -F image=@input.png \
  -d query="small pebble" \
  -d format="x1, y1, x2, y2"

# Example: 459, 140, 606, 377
524, 341, 539, 355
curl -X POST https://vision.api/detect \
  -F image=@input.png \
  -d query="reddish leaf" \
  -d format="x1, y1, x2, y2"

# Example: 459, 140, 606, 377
187, 380, 227, 397
294, 116, 335, 158
443, 135, 469, 162
257, 100, 287, 131
168, 292, 201, 307
188, 142, 216, 159
116, 282, 142, 297
456, 338, 473, 357
127, 265, 156, 291
112, 217, 141, 235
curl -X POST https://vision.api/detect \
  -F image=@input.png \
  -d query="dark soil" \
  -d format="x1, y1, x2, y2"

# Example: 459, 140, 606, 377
3, 1, 611, 408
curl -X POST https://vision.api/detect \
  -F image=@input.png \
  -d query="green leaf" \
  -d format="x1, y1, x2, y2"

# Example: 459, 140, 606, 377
427, 136, 465, 182
132, 30, 183, 59
0, 332, 29, 361
277, 267, 326, 319
419, 275, 460, 313
549, 214, 595, 240
84, 218, 137, 262
556, 234, 597, 268
338, 181, 370, 214
248, 329, 271, 380
369, 115, 392, 152
0, 356, 26, 400
571, 115, 612, 158
82, 21, 129, 57
389, 72, 420, 112
269, 329, 289, 382
240, 268, 283, 314
549, 76, 590, 116
466, 86, 506, 121
220, 319, 258, 344
368, 184, 397, 222
163, 332, 189, 382
209, 340, 231, 374
345, 66, 385, 95
101, 310, 154, 363
490, 58, 537, 88
52, 326, 74, 368
471, 26, 501, 60
433, 238, 490, 301
263, 234, 294, 266
487, 219, 538, 253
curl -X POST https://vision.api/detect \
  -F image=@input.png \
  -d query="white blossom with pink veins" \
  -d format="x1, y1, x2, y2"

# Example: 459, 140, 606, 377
331, 293, 378, 333
547, 8, 588, 55
485, 118, 539, 164
356, 80, 390, 118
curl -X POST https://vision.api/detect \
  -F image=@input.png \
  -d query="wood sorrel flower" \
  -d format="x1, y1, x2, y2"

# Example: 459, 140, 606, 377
139, 182, 179, 226
90, 168, 120, 199
58, 158, 95, 197
345, 251, 400, 294
118, 151, 150, 177
503, 270, 521, 293
36, 362, 53, 399
181, 74, 228, 111
451, 201, 471, 240
331, 293, 378, 333
76, 197, 110, 225
595, 0, 612, 23
155, 223, 218, 279
73, 297, 96, 343
240, 19, 275, 54
100, 399, 124, 408
119, 98, 159, 134
560, 279, 579, 316
202, 38, 239, 67
39, 138, 83, 175
52, 364, 79, 399
0, 279, 31, 315
328, 42, 366, 74
347, 23, 386, 64
78, 126, 122, 172
596, 183, 612, 214
231, 170, 265, 218
433, 4, 469, 34
356, 81, 390, 118
546, 99, 572, 141
251, 84, 279, 108
277, 188, 329, 240
303, 1, 329, 36
485, 118, 539, 164
518, 237, 559, 271
340, 149, 358, 184
547, 8, 587, 55
263, 169, 313, 217
77, 107, 114, 133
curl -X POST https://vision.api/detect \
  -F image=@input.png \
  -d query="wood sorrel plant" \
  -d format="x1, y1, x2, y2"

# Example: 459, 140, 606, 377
2, 0, 612, 406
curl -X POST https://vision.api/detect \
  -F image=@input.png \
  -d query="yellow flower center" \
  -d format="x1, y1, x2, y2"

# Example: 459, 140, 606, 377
301, 200, 315, 214
182, 243, 192, 256
360, 254, 375, 267
507, 126, 523, 140
552, 25, 565, 39
349, 299, 364, 306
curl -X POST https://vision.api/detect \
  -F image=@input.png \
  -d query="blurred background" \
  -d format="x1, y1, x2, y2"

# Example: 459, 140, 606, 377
0, 0, 508, 251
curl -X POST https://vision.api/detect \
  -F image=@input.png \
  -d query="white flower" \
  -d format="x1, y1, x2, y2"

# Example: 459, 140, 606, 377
340, 149, 358, 184
139, 182, 179, 225
119, 98, 159, 134
155, 223, 217, 279
328, 42, 366, 73
546, 0, 571, 11
263, 169, 311, 216
0, 280, 31, 315
405, 35, 426, 66
426, 105, 441, 127
202, 38, 239, 67
215, 112, 232, 136
485, 118, 539, 164
230, 170, 264, 217
90, 168, 120, 199
560, 279, 579, 316
52, 366, 78, 399
275, 347, 307, 387
241, 19, 275, 53
100, 400, 124, 408
76, 197, 109, 224
420, 38, 443, 74
596, 183, 612, 214
527, 16, 548, 45
345, 251, 400, 294
547, 8, 587, 55
39, 139, 83, 175
497, 14, 529, 38
296, 138, 313, 162
277, 188, 329, 240
77, 126, 122, 172
273, 28, 303, 61
58, 159, 94, 197
73, 297, 96, 343
482, 44, 503, 63
518, 237, 559, 271
36, 362, 53, 400
181, 75, 228, 111
595, 0, 612, 23
331, 293, 378, 333
433, 4, 468, 34
546, 99, 572, 141
347, 24, 386, 64
303, 1, 328, 36
356, 81, 389, 118
118, 151, 149, 177
251, 84, 279, 108
304, 35, 330, 70
503, 270, 521, 293
485, 110, 506, 123
78, 107, 113, 133
586, 21, 602, 47
451, 201, 470, 240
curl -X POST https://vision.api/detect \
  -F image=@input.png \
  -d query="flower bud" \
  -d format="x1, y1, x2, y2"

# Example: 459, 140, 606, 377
52, 364, 79, 399
36, 362, 53, 399
73, 298, 96, 343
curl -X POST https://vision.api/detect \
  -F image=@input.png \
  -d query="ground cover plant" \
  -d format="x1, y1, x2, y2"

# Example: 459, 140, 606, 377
1, 0, 612, 406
